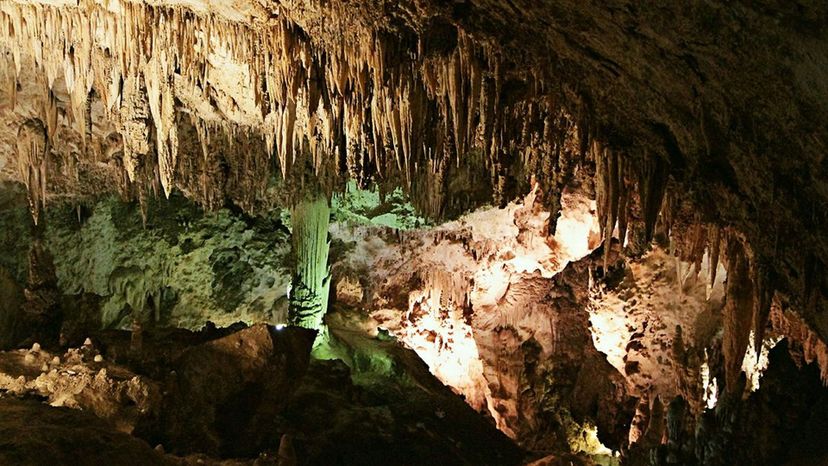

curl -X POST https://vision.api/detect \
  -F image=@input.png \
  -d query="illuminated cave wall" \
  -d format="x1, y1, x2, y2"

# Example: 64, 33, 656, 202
45, 196, 293, 329
329, 186, 621, 447
0, 181, 427, 332
3, 176, 827, 460
587, 246, 728, 419
0, 184, 32, 283
331, 181, 428, 230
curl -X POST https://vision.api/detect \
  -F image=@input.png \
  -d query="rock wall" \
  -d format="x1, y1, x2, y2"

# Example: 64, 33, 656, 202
330, 188, 639, 454
43, 197, 293, 329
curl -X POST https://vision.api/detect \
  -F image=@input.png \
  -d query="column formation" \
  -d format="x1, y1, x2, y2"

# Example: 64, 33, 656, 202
287, 193, 331, 341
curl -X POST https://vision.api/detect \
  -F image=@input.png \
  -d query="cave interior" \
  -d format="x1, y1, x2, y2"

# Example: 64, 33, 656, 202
0, 1, 828, 465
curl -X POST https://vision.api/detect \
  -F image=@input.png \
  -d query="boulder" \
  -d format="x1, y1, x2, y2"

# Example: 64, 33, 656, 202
156, 324, 316, 457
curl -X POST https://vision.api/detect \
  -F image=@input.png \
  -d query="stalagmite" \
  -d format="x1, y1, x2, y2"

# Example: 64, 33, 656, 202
288, 192, 332, 340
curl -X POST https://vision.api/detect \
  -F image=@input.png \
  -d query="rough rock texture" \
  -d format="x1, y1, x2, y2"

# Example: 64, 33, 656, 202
3, 9, 828, 462
0, 319, 526, 465
0, 184, 31, 276
331, 189, 634, 453
587, 246, 726, 415
4, 189, 828, 464
0, 266, 24, 348
626, 341, 828, 466
0, 182, 421, 334
5, 181, 828, 463
0, 399, 170, 465
0, 341, 160, 433
154, 324, 316, 457
0, 323, 316, 460
281, 326, 524, 466
496, 253, 635, 453
1, 0, 827, 351
769, 296, 828, 383
1, 231, 65, 350
0, 398, 289, 465
4, 196, 293, 330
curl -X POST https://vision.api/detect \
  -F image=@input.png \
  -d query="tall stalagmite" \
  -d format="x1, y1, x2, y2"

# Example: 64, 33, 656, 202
288, 193, 331, 338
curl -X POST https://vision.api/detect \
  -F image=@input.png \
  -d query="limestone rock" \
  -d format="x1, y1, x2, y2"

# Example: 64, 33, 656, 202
158, 324, 316, 457
0, 399, 169, 465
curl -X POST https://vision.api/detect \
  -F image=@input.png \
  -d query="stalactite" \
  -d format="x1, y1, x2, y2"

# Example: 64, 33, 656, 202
707, 226, 721, 294
752, 263, 772, 356
43, 88, 58, 143
120, 75, 152, 184
16, 118, 49, 225
143, 50, 178, 197
684, 223, 708, 273
617, 172, 630, 248
722, 239, 754, 394
637, 150, 669, 243
594, 142, 609, 267
594, 142, 630, 268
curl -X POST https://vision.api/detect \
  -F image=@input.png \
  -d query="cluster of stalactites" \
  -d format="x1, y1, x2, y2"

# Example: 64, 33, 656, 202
666, 221, 778, 395
769, 300, 828, 385
413, 266, 472, 314
592, 141, 671, 268
593, 141, 632, 269
0, 1, 586, 221
589, 139, 785, 396
0, 1, 278, 201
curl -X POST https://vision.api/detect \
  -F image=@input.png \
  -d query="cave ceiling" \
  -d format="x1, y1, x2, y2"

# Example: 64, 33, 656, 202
1, 0, 827, 343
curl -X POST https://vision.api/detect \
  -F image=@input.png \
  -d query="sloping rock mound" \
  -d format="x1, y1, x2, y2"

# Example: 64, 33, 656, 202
280, 327, 525, 466
152, 324, 316, 457
94, 325, 243, 379
0, 399, 168, 465
0, 324, 317, 459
